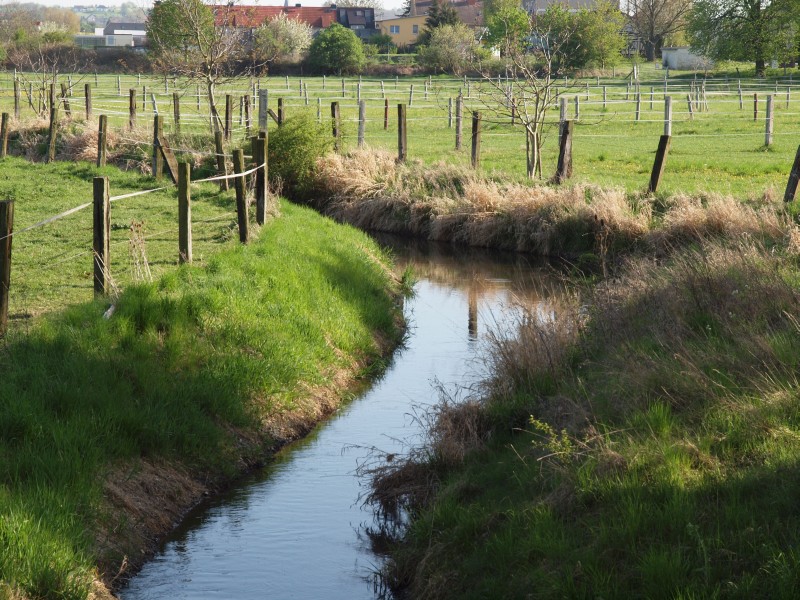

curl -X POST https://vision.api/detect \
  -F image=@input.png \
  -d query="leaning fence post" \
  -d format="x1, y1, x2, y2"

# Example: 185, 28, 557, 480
214, 130, 228, 191
331, 101, 341, 152
397, 103, 407, 162
0, 113, 8, 158
92, 176, 110, 296
358, 99, 366, 148
0, 199, 12, 337
97, 114, 107, 167
233, 148, 249, 244
783, 145, 800, 201
471, 110, 481, 169
178, 162, 192, 264
554, 119, 573, 184
648, 134, 671, 194
47, 105, 58, 163
152, 115, 164, 178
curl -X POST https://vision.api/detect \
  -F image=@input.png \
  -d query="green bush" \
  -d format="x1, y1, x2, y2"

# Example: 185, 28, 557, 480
268, 111, 333, 200
307, 23, 365, 74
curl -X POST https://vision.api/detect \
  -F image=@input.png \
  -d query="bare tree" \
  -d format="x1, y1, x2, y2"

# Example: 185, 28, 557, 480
628, 0, 692, 61
147, 0, 256, 132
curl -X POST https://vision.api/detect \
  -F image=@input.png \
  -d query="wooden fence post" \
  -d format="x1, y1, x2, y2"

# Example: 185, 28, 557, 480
448, 97, 453, 128
127, 89, 136, 129
47, 105, 58, 163
214, 130, 228, 191
783, 145, 800, 201
244, 94, 251, 136
258, 89, 268, 132
0, 113, 8, 158
574, 95, 580, 120
409, 84, 414, 107
455, 93, 463, 150
331, 101, 341, 152
635, 92, 641, 121
60, 83, 71, 118
277, 97, 284, 125
648, 134, 671, 194
233, 148, 249, 244
173, 92, 181, 135
224, 94, 232, 140
117, 75, 121, 96
0, 200, 12, 337
253, 136, 267, 225
97, 114, 107, 167
754, 93, 758, 121
152, 115, 164, 178
471, 110, 481, 169
602, 85, 607, 109
92, 176, 110, 296
13, 80, 20, 120
664, 96, 672, 136
687, 94, 694, 120
384, 98, 389, 130
554, 119, 573, 184
738, 81, 743, 109
178, 162, 192, 264
397, 103, 407, 162
765, 94, 774, 146
358, 100, 366, 148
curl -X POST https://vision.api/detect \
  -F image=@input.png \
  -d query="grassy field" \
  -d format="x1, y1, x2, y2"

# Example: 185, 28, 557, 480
0, 159, 402, 599
2, 63, 799, 199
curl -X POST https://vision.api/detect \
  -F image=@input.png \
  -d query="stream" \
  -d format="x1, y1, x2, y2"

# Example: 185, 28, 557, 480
120, 236, 557, 600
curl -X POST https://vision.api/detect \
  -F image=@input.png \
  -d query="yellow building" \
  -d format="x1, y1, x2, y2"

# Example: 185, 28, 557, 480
376, 15, 427, 48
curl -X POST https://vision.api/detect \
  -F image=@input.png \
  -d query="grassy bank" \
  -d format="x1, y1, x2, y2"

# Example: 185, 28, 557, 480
0, 197, 402, 600
369, 236, 800, 598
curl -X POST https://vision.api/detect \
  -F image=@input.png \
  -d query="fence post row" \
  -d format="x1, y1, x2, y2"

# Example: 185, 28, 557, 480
0, 199, 12, 337
92, 176, 110, 296
178, 162, 192, 264
232, 148, 249, 244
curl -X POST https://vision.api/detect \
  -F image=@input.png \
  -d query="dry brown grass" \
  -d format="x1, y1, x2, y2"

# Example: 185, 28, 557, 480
313, 149, 791, 259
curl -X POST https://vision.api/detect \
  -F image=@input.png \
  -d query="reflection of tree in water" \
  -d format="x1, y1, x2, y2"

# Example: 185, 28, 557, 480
371, 232, 562, 341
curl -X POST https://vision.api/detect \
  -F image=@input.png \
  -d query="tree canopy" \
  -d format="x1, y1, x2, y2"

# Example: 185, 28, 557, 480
484, 0, 530, 55
417, 0, 461, 45
253, 13, 313, 67
307, 23, 366, 74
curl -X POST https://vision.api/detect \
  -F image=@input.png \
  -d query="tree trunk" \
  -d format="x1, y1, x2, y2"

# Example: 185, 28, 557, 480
755, 58, 766, 78
644, 40, 656, 62
206, 80, 222, 133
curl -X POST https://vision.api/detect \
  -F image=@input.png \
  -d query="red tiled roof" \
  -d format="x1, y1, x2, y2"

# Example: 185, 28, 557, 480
214, 6, 336, 29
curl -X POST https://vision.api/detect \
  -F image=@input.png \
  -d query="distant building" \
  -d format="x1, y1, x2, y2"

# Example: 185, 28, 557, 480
76, 19, 147, 49
376, 15, 426, 48
662, 47, 713, 70
522, 0, 594, 13
103, 21, 146, 36
409, 0, 484, 27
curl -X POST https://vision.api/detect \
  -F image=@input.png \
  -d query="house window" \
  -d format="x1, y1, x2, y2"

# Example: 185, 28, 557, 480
412, 24, 418, 34
356, 10, 363, 16
390, 25, 400, 34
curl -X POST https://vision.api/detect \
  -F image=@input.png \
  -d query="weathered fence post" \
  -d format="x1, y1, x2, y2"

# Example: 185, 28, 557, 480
766, 94, 774, 146
224, 94, 232, 140
602, 85, 607, 109
397, 103, 407, 162
554, 119, 573, 184
0, 199, 12, 337
650, 86, 654, 110
664, 96, 672, 136
409, 84, 414, 106
687, 94, 694, 120
233, 148, 249, 244
448, 97, 453, 128
277, 97, 284, 125
783, 145, 800, 201
258, 89, 268, 132
738, 81, 743, 110
60, 83, 71, 118
0, 113, 8, 158
455, 93, 463, 150
178, 162, 192, 264
13, 80, 20, 120
152, 115, 164, 178
559, 96, 567, 144
253, 136, 268, 225
97, 114, 107, 167
214, 130, 228, 191
384, 98, 389, 130
358, 100, 366, 148
649, 134, 671, 194
47, 105, 58, 163
128, 89, 136, 129
471, 111, 481, 169
92, 176, 110, 296
331, 101, 341, 152
84, 83, 92, 121
173, 92, 181, 134
754, 93, 758, 121
244, 94, 251, 136
117, 75, 121, 96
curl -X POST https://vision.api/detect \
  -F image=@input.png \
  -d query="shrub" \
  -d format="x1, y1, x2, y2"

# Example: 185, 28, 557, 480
307, 23, 365, 74
268, 111, 334, 200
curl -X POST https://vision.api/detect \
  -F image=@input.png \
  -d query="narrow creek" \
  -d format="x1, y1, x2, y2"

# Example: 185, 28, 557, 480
120, 236, 558, 600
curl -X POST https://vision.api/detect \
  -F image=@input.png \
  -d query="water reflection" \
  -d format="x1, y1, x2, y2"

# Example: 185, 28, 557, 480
120, 235, 559, 600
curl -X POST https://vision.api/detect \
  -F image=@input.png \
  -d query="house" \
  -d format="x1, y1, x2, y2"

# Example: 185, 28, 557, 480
376, 15, 427, 48
408, 0, 484, 27
213, 4, 377, 39
103, 20, 146, 36
522, 0, 594, 13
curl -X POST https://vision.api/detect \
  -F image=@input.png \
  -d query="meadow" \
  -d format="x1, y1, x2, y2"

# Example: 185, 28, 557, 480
2, 64, 799, 200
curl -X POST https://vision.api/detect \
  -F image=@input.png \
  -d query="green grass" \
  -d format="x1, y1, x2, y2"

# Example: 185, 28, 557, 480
0, 192, 401, 599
